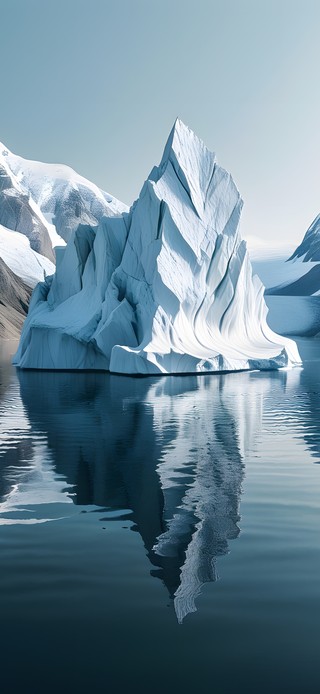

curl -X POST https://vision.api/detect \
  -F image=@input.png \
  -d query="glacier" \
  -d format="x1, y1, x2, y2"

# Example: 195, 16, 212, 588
13, 119, 300, 374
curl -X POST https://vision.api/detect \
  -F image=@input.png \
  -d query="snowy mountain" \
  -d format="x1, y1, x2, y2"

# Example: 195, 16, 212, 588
266, 214, 320, 297
249, 215, 320, 337
14, 119, 300, 374
0, 141, 128, 326
289, 213, 320, 262
0, 142, 128, 244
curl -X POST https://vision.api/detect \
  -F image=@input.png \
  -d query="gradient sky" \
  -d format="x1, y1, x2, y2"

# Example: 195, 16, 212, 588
1, 0, 320, 247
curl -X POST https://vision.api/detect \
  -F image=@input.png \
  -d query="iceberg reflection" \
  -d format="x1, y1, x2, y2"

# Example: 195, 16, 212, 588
0, 367, 73, 524
15, 369, 272, 621
1, 350, 320, 621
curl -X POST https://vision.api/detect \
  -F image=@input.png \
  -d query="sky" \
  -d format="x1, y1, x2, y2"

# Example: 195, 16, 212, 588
1, 0, 320, 248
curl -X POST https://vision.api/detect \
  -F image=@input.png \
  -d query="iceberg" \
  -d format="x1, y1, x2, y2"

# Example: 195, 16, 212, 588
14, 120, 300, 374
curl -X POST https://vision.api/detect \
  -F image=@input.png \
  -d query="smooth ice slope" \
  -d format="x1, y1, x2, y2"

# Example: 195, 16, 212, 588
14, 120, 300, 374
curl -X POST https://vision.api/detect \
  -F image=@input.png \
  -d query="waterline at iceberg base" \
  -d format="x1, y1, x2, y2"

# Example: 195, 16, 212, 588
14, 120, 300, 375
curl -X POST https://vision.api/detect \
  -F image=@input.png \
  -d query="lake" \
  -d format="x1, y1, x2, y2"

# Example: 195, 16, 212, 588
0, 338, 320, 693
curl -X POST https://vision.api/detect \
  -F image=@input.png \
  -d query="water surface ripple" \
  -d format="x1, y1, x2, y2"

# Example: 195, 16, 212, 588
0, 338, 320, 693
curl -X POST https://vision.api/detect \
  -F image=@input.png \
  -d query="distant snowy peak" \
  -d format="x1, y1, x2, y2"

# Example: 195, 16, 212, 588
288, 213, 320, 262
266, 214, 320, 297
0, 142, 128, 243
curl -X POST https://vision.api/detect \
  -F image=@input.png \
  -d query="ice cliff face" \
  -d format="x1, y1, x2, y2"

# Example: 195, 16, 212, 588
14, 119, 300, 374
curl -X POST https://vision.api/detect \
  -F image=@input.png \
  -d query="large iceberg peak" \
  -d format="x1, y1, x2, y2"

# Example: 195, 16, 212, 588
155, 118, 217, 219
14, 121, 300, 374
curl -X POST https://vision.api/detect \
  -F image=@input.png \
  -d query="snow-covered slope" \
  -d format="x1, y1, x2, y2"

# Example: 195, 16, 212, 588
289, 213, 320, 262
0, 154, 55, 261
266, 214, 320, 297
249, 216, 320, 337
0, 225, 55, 288
14, 120, 300, 374
0, 142, 128, 244
267, 265, 320, 296
0, 141, 127, 301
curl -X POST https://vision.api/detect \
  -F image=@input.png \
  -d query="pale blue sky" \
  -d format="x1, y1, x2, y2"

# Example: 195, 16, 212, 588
1, 0, 320, 246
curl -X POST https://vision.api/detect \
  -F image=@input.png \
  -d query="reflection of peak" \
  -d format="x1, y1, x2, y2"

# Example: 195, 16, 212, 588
150, 381, 244, 622
17, 369, 268, 621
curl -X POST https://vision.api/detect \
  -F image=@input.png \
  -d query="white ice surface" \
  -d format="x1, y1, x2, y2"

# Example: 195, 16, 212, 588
14, 120, 300, 374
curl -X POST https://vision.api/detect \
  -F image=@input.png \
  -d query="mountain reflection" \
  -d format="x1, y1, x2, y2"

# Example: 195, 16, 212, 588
14, 369, 272, 621
298, 363, 320, 462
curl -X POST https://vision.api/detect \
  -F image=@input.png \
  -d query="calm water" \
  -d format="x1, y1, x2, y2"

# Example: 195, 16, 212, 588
1, 339, 320, 693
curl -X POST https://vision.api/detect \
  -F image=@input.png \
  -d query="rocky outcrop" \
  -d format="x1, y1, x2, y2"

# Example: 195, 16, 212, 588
0, 258, 31, 339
